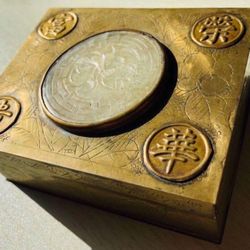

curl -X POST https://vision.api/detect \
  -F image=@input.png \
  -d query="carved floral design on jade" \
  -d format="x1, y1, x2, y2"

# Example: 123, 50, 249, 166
40, 30, 165, 131
191, 13, 245, 48
0, 96, 21, 134
143, 123, 212, 182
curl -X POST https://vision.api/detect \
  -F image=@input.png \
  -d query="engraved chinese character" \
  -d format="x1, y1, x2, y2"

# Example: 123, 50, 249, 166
149, 127, 199, 174
198, 15, 236, 44
0, 98, 13, 122
191, 14, 244, 48
38, 12, 78, 40
43, 13, 73, 36
143, 124, 212, 182
0, 96, 21, 134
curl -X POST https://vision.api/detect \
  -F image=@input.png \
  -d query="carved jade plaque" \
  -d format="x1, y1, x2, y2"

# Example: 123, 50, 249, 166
40, 30, 165, 131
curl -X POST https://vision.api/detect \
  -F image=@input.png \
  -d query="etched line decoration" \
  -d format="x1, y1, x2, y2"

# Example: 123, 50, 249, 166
40, 30, 165, 131
191, 13, 245, 48
0, 96, 21, 134
143, 123, 212, 182
38, 11, 78, 40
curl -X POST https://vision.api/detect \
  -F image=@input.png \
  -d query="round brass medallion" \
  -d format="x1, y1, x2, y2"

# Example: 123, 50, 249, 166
143, 123, 212, 182
38, 11, 78, 40
0, 96, 21, 134
191, 13, 245, 49
40, 30, 165, 132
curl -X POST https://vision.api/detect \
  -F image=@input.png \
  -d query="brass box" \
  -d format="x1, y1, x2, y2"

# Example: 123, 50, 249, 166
0, 8, 250, 242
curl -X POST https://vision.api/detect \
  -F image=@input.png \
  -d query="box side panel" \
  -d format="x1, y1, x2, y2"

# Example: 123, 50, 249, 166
0, 152, 219, 241
215, 69, 250, 240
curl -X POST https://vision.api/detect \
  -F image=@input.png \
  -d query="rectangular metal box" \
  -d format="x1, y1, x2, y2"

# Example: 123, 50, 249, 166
0, 8, 250, 242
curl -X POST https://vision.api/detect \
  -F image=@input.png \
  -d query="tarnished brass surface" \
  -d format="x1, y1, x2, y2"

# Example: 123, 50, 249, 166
143, 123, 212, 182
0, 8, 250, 242
38, 11, 78, 40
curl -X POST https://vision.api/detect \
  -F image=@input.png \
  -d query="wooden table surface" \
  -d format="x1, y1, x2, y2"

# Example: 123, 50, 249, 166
0, 1, 250, 249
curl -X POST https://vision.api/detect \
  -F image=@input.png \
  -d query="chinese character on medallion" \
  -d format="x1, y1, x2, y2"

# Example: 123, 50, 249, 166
191, 13, 244, 48
0, 96, 21, 134
143, 123, 212, 182
38, 11, 78, 40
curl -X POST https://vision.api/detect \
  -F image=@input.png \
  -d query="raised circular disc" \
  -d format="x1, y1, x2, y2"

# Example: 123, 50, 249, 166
0, 96, 21, 134
38, 12, 78, 40
143, 123, 212, 182
40, 30, 165, 131
191, 13, 245, 49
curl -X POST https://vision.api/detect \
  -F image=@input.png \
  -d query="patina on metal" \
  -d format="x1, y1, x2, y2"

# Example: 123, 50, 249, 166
0, 8, 249, 243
